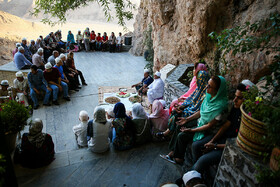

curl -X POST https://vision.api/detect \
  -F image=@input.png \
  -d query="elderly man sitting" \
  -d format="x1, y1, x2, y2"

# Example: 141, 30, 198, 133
48, 50, 59, 66
29, 40, 37, 55
43, 62, 70, 105
13, 71, 29, 107
21, 38, 33, 62
132, 69, 154, 95
147, 71, 165, 105
32, 48, 45, 70
14, 46, 33, 70
0, 80, 11, 103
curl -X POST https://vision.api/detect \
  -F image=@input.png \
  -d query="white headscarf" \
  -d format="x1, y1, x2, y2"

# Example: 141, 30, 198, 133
94, 106, 107, 123
132, 103, 147, 119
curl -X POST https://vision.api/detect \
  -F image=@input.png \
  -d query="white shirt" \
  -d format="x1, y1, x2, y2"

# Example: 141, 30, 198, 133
88, 121, 111, 153
73, 121, 88, 147
116, 36, 122, 44
13, 78, 28, 91
148, 78, 165, 99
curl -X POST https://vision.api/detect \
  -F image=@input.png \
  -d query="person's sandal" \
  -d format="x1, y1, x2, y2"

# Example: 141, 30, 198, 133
159, 154, 176, 164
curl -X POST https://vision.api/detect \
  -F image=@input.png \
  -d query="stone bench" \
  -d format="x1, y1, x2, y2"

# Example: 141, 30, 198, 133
0, 62, 30, 85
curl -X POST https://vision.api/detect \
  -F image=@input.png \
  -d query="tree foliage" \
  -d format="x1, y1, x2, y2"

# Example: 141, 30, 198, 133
32, 0, 136, 27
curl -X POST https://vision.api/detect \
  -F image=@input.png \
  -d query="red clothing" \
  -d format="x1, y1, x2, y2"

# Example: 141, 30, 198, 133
102, 36, 108, 42
66, 58, 76, 69
90, 33, 96, 40
96, 36, 102, 42
43, 67, 61, 83
13, 48, 18, 57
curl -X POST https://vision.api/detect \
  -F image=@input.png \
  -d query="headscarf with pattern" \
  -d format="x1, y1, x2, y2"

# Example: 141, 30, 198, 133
27, 118, 46, 148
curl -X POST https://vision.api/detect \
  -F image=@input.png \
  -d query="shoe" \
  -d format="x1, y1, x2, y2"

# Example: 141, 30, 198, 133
159, 154, 176, 164
33, 105, 39, 110
156, 132, 164, 138
43, 103, 51, 106
82, 82, 87, 86
53, 100, 59, 105
64, 97, 71, 101
77, 86, 82, 89
74, 89, 79, 92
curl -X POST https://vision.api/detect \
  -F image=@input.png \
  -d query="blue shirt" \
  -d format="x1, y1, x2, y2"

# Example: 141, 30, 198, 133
28, 69, 48, 89
142, 75, 153, 86
67, 33, 75, 43
14, 52, 32, 70
54, 65, 65, 79
21, 43, 32, 57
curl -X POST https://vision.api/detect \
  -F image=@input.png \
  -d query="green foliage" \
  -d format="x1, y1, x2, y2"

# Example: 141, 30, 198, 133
143, 25, 154, 75
0, 99, 31, 134
32, 0, 136, 27
255, 162, 280, 187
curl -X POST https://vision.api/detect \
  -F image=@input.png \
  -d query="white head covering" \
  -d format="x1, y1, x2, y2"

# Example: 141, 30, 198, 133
37, 38, 41, 41
45, 62, 52, 69
22, 37, 27, 41
16, 43, 21, 47
106, 107, 115, 118
18, 46, 24, 52
79, 110, 89, 122
155, 71, 161, 77
0, 80, 9, 86
132, 103, 148, 119
241, 79, 255, 88
159, 100, 166, 108
144, 69, 150, 73
94, 106, 107, 123
55, 57, 61, 65
183, 170, 202, 186
59, 54, 66, 60
37, 48, 43, 53
15, 71, 24, 78
31, 39, 35, 42
161, 184, 179, 187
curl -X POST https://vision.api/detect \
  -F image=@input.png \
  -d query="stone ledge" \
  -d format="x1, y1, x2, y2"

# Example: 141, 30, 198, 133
0, 62, 30, 85
0, 61, 30, 73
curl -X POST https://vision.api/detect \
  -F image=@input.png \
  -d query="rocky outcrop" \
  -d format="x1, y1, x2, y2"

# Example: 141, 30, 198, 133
131, 0, 280, 85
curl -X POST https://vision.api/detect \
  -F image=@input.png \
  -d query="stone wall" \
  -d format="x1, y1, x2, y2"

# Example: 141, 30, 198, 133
130, 0, 280, 86
164, 64, 193, 107
214, 138, 266, 187
0, 62, 29, 85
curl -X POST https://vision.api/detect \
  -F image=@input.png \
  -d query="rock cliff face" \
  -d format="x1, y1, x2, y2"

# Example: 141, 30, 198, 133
131, 0, 280, 85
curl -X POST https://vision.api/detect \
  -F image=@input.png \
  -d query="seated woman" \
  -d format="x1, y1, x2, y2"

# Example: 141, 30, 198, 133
66, 52, 87, 86
149, 100, 169, 137
157, 70, 209, 137
160, 76, 228, 164
67, 30, 75, 48
87, 106, 111, 153
131, 103, 152, 145
112, 102, 134, 150
169, 63, 207, 114
15, 118, 54, 168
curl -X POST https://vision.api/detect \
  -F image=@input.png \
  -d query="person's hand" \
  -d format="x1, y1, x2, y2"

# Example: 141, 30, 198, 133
47, 86, 52, 91
176, 117, 189, 126
58, 85, 62, 92
204, 142, 215, 149
69, 74, 74, 77
34, 88, 40, 95
142, 88, 148, 94
178, 98, 185, 103
180, 127, 192, 132
131, 84, 135, 88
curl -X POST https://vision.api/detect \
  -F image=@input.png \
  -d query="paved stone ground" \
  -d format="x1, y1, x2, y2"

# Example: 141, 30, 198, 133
15, 52, 182, 186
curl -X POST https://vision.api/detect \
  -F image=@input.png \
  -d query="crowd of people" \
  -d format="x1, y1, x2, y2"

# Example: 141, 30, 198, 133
3, 43, 255, 186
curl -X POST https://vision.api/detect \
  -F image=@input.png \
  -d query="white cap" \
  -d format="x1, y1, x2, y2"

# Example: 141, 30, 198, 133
22, 37, 27, 41
16, 43, 21, 47
59, 54, 66, 59
37, 38, 41, 41
183, 170, 202, 186
159, 99, 166, 108
31, 39, 35, 42
0, 80, 9, 86
144, 69, 150, 73
15, 71, 24, 77
18, 46, 24, 52
37, 48, 43, 53
161, 184, 179, 187
79, 110, 89, 122
155, 71, 161, 77
45, 62, 52, 69
55, 57, 61, 64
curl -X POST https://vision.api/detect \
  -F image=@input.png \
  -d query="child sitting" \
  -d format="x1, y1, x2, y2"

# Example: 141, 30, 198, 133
73, 110, 89, 147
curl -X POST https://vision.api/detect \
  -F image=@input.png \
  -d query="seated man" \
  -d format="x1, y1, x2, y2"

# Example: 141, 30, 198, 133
191, 83, 246, 175
76, 30, 84, 50
14, 118, 55, 168
14, 46, 33, 70
0, 80, 11, 103
95, 33, 102, 51
43, 62, 70, 105
32, 48, 45, 70
90, 30, 96, 51
116, 32, 123, 52
13, 43, 21, 58
60, 54, 80, 90
28, 40, 37, 55
28, 65, 52, 109
48, 50, 59, 66
147, 71, 165, 104
132, 69, 153, 95
73, 110, 89, 147
101, 32, 108, 51
13, 71, 29, 107
21, 38, 33, 62
108, 32, 116, 53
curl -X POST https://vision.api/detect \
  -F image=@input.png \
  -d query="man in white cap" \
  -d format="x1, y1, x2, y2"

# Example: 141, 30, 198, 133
13, 43, 21, 58
76, 30, 84, 50
14, 46, 33, 70
44, 62, 70, 105
32, 48, 45, 70
21, 38, 33, 62
131, 69, 153, 95
147, 71, 165, 104
0, 80, 11, 103
83, 28, 90, 52
182, 170, 206, 187
28, 39, 37, 55
13, 71, 29, 107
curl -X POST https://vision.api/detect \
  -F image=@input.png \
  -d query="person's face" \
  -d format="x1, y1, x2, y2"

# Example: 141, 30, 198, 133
69, 31, 72, 34
39, 52, 43, 56
233, 90, 244, 109
119, 33, 121, 36
46, 68, 52, 73
70, 53, 74, 58
111, 32, 114, 36
1, 85, 8, 91
193, 67, 197, 76
22, 40, 26, 45
61, 57, 66, 61
78, 31, 81, 34
54, 52, 59, 58
17, 77, 24, 82
31, 41, 35, 45
20, 49, 25, 54
144, 72, 149, 78
206, 79, 218, 97
31, 68, 37, 74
